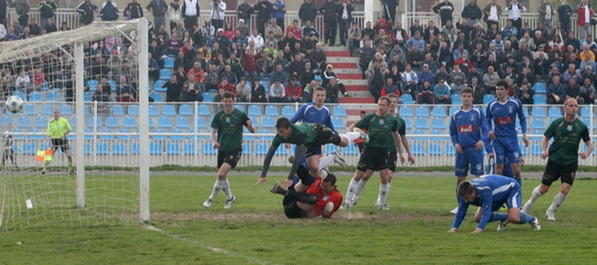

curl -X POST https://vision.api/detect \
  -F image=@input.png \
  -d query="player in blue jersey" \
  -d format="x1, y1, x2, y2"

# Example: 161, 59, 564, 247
448, 88, 489, 214
288, 87, 348, 182
448, 174, 541, 233
485, 80, 529, 186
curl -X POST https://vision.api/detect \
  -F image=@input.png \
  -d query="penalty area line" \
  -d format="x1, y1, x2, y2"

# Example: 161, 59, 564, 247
144, 225, 277, 265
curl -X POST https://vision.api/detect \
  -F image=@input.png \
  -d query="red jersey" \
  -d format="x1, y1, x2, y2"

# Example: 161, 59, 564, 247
306, 178, 343, 218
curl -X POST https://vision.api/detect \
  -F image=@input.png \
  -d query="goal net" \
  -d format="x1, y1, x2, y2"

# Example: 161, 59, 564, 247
0, 19, 150, 230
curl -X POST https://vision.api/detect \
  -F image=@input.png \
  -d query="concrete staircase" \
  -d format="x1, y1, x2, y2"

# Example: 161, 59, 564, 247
323, 46, 374, 104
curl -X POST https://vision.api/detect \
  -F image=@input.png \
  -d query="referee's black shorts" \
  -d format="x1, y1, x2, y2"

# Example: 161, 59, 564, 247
51, 138, 70, 152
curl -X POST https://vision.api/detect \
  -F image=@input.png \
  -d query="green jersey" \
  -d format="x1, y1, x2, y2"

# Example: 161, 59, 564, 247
211, 109, 250, 151
271, 123, 318, 147
387, 115, 406, 152
46, 117, 72, 138
544, 117, 591, 165
355, 113, 398, 150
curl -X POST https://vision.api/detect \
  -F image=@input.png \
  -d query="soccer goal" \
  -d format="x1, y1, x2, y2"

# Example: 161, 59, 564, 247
0, 19, 150, 230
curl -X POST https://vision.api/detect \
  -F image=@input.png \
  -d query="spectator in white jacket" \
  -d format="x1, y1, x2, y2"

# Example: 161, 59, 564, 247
168, 0, 182, 32
209, 0, 226, 31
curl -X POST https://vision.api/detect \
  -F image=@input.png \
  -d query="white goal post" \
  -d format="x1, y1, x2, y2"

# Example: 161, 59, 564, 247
0, 18, 149, 230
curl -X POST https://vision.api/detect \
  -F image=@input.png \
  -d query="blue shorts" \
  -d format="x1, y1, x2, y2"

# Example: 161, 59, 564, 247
491, 182, 522, 211
491, 137, 521, 164
455, 146, 484, 177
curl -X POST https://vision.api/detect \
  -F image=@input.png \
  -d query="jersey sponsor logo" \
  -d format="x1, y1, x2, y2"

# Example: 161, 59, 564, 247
567, 125, 573, 131
323, 195, 329, 201
508, 106, 514, 114
225, 117, 230, 123
496, 116, 513, 125
379, 119, 384, 125
458, 124, 475, 133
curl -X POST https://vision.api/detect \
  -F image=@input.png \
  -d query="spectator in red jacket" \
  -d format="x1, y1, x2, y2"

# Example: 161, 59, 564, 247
217, 76, 236, 97
285, 77, 303, 102
577, 0, 595, 40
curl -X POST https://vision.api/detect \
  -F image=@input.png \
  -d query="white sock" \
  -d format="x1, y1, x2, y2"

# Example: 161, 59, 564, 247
525, 186, 543, 210
319, 154, 334, 170
548, 192, 567, 212
377, 183, 389, 205
209, 180, 221, 200
354, 179, 368, 200
218, 179, 233, 199
340, 131, 361, 143
345, 178, 359, 202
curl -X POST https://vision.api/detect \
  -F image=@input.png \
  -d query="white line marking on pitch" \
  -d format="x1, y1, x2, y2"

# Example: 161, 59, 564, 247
145, 225, 277, 265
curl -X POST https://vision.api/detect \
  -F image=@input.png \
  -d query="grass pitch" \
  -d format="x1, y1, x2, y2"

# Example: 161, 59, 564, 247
1, 173, 597, 265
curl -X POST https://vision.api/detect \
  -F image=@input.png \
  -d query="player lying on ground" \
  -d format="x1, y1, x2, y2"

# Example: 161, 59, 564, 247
449, 174, 541, 233
270, 163, 342, 218
255, 117, 364, 186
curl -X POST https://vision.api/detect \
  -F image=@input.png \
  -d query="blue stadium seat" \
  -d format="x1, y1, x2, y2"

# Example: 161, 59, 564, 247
87, 117, 102, 128
314, 74, 321, 81
127, 105, 139, 115
265, 105, 279, 116
111, 104, 125, 115
84, 91, 93, 102
123, 116, 137, 128
183, 142, 196, 155
451, 94, 462, 104
533, 82, 547, 93
262, 116, 275, 128
87, 80, 99, 90
23, 104, 36, 115
531, 107, 546, 118
399, 106, 414, 117
154, 80, 166, 91
234, 104, 245, 112
179, 104, 194, 116
150, 142, 163, 155
159, 69, 171, 80
449, 106, 460, 116
99, 128, 115, 140
47, 90, 60, 101
105, 116, 120, 128
59, 104, 73, 115
580, 107, 590, 117
149, 105, 160, 116
107, 80, 117, 92
28, 91, 42, 101
17, 116, 31, 128
42, 82, 50, 91
201, 142, 216, 154
157, 116, 172, 128
202, 92, 214, 102
34, 117, 46, 128
532, 119, 546, 130
281, 106, 295, 117
414, 117, 428, 129
166, 142, 180, 155
533, 94, 546, 104
400, 94, 414, 104
163, 57, 175, 69
171, 129, 186, 140
197, 117, 207, 128
248, 105, 262, 116
483, 94, 495, 104
431, 118, 446, 129
96, 142, 109, 155
175, 117, 190, 129
150, 92, 163, 102
198, 104, 211, 116
431, 106, 446, 117
415, 106, 430, 117
260, 81, 270, 92
117, 129, 131, 140
112, 142, 127, 155
332, 117, 345, 129
548, 106, 561, 118
162, 104, 177, 116
333, 105, 347, 117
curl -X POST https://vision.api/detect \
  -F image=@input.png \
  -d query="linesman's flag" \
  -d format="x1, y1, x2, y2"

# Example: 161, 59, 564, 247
35, 149, 53, 162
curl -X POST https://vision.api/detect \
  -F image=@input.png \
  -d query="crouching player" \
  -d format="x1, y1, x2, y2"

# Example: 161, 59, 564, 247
270, 164, 342, 218
449, 174, 541, 233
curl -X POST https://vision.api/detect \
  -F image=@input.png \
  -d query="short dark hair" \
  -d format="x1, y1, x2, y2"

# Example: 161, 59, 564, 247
496, 80, 509, 89
457, 181, 475, 198
275, 117, 292, 129
461, 87, 473, 95
323, 173, 337, 186
222, 91, 234, 100
314, 87, 326, 93
386, 93, 397, 99
379, 96, 391, 105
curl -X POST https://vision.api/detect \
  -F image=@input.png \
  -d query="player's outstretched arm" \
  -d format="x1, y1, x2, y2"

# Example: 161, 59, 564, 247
256, 145, 278, 186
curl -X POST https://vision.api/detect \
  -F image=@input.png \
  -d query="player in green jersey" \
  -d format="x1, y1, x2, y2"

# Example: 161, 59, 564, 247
255, 117, 365, 186
203, 92, 256, 209
522, 98, 593, 221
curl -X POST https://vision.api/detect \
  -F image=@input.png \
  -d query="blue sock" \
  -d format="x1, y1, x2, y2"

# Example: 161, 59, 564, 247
489, 213, 508, 223
519, 212, 535, 224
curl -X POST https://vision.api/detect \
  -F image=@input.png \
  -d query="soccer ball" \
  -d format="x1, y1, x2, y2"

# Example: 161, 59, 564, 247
5, 95, 24, 113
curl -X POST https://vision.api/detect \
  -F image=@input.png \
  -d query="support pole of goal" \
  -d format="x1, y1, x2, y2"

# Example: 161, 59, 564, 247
138, 18, 150, 223
75, 42, 86, 209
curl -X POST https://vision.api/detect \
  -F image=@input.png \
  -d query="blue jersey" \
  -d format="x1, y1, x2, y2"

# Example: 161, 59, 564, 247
485, 97, 527, 137
449, 106, 489, 148
452, 174, 520, 230
290, 103, 335, 131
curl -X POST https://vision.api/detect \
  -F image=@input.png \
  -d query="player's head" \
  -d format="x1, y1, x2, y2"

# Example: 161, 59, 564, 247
377, 96, 391, 115
457, 181, 477, 203
386, 93, 398, 113
460, 87, 474, 106
222, 92, 235, 111
359, 111, 366, 119
313, 87, 326, 107
564, 98, 578, 117
53, 108, 61, 119
495, 80, 509, 99
275, 117, 292, 139
320, 173, 338, 194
